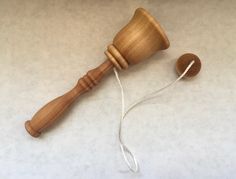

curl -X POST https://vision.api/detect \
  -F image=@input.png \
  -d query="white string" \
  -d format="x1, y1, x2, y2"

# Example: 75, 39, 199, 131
113, 60, 195, 173
114, 68, 139, 173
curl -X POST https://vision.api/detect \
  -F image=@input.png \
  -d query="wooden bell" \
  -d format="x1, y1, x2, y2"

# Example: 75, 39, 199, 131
25, 8, 170, 137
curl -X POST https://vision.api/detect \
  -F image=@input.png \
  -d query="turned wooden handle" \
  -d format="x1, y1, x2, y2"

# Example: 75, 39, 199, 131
25, 60, 113, 137
25, 8, 170, 137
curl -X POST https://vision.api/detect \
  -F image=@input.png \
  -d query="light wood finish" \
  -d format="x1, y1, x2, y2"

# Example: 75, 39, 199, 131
25, 60, 113, 137
105, 8, 169, 68
25, 7, 170, 137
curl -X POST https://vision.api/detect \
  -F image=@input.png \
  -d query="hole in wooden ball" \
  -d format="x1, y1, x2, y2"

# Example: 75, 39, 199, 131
176, 53, 201, 78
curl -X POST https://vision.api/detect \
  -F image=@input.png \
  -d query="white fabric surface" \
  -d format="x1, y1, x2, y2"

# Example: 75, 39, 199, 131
0, 0, 235, 178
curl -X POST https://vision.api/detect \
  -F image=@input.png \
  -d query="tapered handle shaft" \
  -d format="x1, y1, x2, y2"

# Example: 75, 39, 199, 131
25, 60, 114, 137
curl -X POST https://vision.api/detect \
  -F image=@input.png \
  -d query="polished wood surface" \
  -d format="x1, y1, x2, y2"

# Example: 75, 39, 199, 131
105, 8, 169, 68
25, 60, 113, 137
25, 7, 170, 137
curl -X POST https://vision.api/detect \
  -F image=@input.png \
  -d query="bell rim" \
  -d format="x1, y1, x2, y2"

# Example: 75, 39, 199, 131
136, 8, 170, 50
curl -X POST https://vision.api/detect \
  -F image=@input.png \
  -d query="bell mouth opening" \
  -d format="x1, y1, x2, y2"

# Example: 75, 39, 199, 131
136, 8, 170, 50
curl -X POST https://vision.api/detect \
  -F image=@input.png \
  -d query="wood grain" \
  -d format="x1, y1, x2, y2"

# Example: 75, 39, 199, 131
25, 60, 113, 137
25, 8, 170, 137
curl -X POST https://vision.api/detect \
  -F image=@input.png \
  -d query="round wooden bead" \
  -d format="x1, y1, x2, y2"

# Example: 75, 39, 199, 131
176, 53, 201, 78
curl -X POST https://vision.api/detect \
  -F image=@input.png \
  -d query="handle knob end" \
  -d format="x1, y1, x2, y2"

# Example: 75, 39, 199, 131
25, 121, 41, 137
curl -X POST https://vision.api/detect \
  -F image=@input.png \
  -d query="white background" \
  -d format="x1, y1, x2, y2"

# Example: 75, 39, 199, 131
0, 0, 235, 178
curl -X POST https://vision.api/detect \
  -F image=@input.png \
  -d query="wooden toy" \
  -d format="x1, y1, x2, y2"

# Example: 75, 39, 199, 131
176, 53, 201, 78
25, 8, 170, 137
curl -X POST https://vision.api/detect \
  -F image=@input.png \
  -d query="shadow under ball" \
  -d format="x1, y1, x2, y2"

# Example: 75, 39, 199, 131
25, 8, 170, 137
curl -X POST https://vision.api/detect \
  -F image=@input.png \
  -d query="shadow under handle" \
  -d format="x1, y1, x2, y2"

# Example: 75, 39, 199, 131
25, 60, 114, 137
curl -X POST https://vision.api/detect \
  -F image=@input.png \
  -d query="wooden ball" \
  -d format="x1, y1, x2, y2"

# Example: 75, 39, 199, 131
176, 53, 201, 78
